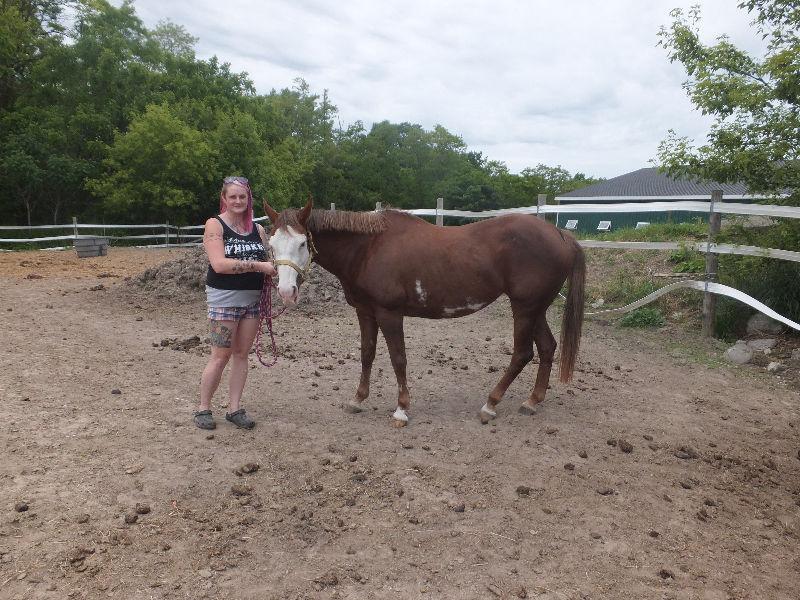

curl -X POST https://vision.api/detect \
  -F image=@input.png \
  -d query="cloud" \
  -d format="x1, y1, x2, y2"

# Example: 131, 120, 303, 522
127, 0, 766, 178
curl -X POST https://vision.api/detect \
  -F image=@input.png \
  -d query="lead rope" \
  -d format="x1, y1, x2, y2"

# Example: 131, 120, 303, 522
255, 274, 286, 367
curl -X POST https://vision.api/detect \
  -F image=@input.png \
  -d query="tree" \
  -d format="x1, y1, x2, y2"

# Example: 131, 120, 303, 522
0, 104, 91, 225
657, 1, 800, 330
87, 103, 216, 223
657, 2, 799, 200
150, 19, 197, 59
0, 0, 64, 111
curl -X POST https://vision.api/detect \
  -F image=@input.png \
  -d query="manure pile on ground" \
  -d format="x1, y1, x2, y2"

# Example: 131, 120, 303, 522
127, 246, 346, 308
130, 247, 208, 298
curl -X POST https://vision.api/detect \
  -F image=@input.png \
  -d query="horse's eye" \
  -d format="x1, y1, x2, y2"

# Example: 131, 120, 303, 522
300, 241, 306, 248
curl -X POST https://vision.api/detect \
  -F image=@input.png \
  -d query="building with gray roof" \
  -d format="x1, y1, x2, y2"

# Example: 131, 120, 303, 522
553, 167, 777, 232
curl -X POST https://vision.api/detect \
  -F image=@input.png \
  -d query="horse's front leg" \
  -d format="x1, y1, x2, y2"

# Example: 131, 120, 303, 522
344, 309, 378, 414
375, 310, 411, 427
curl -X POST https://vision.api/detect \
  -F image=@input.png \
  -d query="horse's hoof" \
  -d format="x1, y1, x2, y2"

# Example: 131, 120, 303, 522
391, 418, 407, 428
343, 401, 364, 414
480, 403, 497, 424
518, 403, 537, 416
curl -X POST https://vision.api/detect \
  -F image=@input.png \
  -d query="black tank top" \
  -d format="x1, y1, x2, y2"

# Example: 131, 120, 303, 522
205, 216, 266, 290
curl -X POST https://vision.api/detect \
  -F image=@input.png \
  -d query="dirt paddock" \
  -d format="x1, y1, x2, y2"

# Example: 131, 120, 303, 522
1, 248, 799, 600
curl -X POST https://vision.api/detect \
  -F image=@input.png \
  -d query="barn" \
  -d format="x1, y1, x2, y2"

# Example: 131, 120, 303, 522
554, 167, 766, 233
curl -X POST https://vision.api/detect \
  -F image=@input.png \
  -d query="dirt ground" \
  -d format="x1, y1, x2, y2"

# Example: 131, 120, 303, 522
1, 247, 799, 600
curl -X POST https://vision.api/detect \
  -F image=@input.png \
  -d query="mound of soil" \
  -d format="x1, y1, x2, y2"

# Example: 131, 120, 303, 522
127, 246, 346, 308
131, 247, 208, 298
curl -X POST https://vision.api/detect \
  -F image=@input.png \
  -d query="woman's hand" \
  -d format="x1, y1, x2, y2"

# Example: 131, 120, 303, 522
259, 261, 277, 276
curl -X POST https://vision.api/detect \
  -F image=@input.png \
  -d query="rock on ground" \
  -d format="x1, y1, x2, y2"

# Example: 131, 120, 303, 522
724, 341, 753, 365
746, 313, 785, 336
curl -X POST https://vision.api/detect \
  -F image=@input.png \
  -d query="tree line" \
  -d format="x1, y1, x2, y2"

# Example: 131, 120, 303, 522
0, 0, 600, 227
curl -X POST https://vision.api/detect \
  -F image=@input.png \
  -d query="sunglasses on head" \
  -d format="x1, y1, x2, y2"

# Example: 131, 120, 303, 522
223, 176, 249, 185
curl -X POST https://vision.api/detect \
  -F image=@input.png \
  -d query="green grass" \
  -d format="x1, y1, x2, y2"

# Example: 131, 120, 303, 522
668, 245, 705, 273
600, 272, 659, 306
620, 307, 665, 328
582, 219, 800, 338
580, 220, 708, 242
664, 338, 731, 369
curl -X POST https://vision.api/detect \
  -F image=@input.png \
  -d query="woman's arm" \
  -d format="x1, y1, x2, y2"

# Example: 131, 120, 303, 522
204, 218, 276, 275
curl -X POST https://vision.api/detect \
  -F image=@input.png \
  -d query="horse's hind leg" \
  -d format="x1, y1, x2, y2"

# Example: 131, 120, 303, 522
483, 305, 535, 423
519, 314, 556, 415
375, 310, 411, 427
344, 309, 378, 414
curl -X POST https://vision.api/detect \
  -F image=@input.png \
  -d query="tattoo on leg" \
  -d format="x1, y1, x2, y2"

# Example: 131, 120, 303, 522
209, 321, 233, 347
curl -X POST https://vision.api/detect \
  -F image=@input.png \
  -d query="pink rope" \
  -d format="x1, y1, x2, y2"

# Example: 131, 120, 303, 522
255, 274, 286, 367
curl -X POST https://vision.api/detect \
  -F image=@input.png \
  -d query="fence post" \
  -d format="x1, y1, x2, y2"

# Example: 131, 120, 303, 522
165, 221, 170, 247
375, 201, 382, 211
72, 216, 78, 241
702, 190, 722, 337
436, 197, 444, 226
330, 203, 336, 212
537, 194, 546, 219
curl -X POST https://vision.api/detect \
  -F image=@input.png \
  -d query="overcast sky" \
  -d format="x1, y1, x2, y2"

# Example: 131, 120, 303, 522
127, 0, 765, 179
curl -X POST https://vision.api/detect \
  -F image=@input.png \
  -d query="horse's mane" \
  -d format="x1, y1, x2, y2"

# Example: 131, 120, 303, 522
276, 208, 390, 235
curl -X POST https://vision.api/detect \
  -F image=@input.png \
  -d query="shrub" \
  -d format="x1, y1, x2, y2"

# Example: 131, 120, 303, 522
714, 221, 800, 338
715, 254, 800, 339
620, 307, 665, 328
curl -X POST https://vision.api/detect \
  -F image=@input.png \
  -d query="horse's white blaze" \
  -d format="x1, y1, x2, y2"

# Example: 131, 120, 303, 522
393, 407, 409, 422
415, 280, 427, 304
269, 225, 309, 303
442, 300, 488, 316
480, 403, 496, 418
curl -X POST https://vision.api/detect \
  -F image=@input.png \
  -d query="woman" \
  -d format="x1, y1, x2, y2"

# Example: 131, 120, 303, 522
194, 176, 277, 430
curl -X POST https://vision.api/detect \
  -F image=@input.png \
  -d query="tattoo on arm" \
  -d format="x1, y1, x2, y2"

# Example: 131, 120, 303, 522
231, 260, 253, 274
205, 232, 223, 241
209, 321, 233, 348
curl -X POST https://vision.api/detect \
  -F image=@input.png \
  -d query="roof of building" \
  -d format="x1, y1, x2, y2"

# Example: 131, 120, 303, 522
557, 167, 751, 200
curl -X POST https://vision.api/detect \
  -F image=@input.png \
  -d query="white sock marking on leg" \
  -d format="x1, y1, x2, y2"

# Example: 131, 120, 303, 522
393, 407, 409, 422
481, 403, 496, 418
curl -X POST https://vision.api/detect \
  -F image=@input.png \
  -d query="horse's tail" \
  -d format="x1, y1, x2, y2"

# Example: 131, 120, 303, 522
559, 241, 585, 383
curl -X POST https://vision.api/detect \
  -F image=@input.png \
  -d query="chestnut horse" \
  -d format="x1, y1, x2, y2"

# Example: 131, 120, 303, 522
264, 198, 585, 427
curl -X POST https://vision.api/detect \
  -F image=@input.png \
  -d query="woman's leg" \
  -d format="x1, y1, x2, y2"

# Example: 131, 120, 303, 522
199, 319, 237, 410
227, 316, 260, 413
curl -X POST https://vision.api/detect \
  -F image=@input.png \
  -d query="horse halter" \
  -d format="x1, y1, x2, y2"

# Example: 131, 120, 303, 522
270, 230, 318, 282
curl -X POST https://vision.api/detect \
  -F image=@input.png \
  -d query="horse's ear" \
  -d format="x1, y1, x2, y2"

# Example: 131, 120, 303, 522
263, 199, 279, 225
298, 195, 313, 225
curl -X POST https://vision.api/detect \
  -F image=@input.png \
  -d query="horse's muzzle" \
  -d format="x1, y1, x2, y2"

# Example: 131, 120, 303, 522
278, 284, 298, 306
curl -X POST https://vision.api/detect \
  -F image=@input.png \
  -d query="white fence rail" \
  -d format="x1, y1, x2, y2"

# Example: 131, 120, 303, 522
2, 197, 799, 263
407, 200, 800, 220
576, 240, 800, 264
2, 193, 799, 331
3, 197, 800, 244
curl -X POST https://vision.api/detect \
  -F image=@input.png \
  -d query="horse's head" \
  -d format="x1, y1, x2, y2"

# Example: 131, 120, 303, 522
263, 196, 313, 306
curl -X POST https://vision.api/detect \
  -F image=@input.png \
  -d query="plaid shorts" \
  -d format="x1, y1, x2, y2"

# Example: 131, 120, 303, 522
207, 302, 260, 321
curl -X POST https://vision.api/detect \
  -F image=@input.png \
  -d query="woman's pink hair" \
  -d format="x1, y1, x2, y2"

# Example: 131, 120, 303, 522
219, 179, 254, 233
